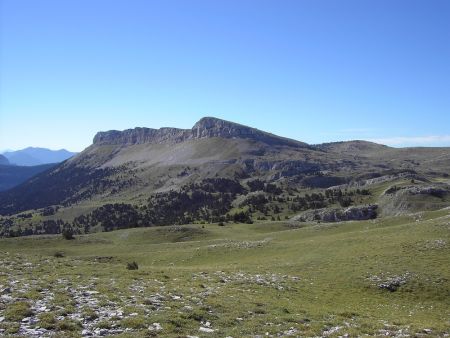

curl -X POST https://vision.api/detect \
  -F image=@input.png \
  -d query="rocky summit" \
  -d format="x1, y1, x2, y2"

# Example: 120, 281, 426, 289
93, 117, 307, 147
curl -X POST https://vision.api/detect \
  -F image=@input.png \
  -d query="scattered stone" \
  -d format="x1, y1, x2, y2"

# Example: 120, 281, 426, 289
378, 274, 411, 292
192, 271, 299, 291
323, 326, 341, 336
145, 293, 166, 307
149, 322, 163, 331
82, 329, 93, 336
111, 329, 124, 334
0, 287, 11, 294
424, 239, 446, 250
207, 238, 271, 250
0, 295, 14, 303
367, 272, 412, 291
199, 326, 215, 333
283, 327, 298, 336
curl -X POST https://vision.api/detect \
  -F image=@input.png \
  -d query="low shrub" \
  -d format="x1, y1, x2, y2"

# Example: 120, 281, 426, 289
62, 228, 74, 240
126, 261, 139, 270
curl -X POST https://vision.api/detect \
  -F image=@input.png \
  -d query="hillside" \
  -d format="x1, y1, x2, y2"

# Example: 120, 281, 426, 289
0, 163, 56, 191
0, 117, 449, 237
0, 155, 9, 165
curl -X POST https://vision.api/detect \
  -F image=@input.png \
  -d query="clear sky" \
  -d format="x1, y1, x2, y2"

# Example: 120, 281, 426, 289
1, 0, 449, 152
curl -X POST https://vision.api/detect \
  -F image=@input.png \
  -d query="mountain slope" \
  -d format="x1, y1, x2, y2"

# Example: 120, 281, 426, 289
3, 147, 76, 166
0, 155, 9, 165
0, 163, 57, 192
0, 117, 449, 237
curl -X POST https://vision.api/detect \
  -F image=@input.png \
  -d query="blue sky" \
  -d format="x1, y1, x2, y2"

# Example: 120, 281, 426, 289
1, 0, 449, 152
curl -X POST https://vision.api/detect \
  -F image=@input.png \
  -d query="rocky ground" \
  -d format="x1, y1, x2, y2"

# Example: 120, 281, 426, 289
0, 254, 307, 337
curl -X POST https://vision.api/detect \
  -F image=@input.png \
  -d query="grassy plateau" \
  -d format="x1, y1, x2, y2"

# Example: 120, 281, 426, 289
0, 209, 449, 337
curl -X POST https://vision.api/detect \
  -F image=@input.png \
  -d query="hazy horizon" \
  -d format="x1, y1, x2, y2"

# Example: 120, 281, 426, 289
1, 0, 449, 151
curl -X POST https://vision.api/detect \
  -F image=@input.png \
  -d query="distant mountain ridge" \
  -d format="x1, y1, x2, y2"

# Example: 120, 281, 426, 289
3, 147, 76, 166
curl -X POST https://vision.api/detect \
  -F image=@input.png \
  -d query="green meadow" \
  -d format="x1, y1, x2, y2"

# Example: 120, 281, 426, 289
1, 210, 449, 337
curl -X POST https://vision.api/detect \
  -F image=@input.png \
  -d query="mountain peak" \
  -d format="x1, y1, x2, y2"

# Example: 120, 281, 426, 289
93, 117, 308, 148
192, 116, 239, 129
192, 117, 256, 139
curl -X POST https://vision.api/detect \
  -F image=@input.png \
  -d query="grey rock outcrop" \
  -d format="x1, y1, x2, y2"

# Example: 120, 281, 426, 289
292, 205, 378, 223
401, 185, 448, 197
384, 184, 449, 198
327, 171, 425, 191
367, 272, 412, 292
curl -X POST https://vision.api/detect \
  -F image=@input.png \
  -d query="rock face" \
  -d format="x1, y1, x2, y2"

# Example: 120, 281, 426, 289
92, 127, 188, 145
292, 205, 378, 222
93, 117, 308, 148
192, 117, 253, 138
